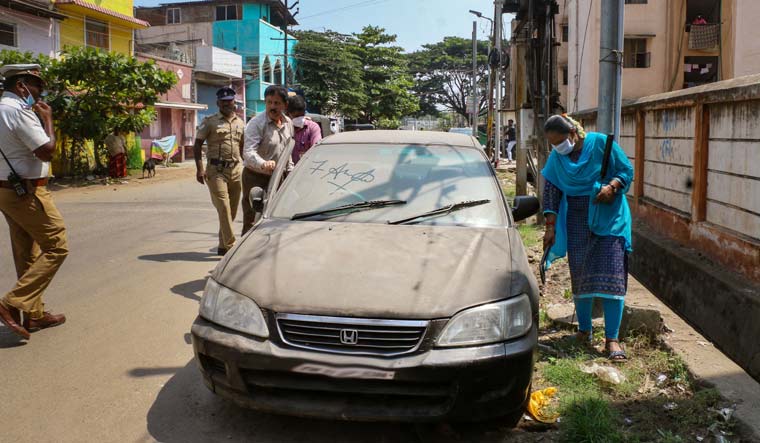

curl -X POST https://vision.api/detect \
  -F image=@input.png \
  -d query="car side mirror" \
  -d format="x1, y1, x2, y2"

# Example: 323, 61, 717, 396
512, 196, 540, 222
249, 186, 265, 212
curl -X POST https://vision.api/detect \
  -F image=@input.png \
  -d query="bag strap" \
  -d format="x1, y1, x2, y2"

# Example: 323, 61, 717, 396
600, 133, 614, 180
0, 145, 22, 178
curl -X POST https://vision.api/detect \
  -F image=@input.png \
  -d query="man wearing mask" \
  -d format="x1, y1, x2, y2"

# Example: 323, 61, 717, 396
242, 85, 294, 234
194, 87, 245, 256
0, 64, 68, 340
287, 95, 322, 164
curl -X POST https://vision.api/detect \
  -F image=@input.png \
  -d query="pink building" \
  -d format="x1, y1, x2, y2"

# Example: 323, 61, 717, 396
137, 53, 207, 162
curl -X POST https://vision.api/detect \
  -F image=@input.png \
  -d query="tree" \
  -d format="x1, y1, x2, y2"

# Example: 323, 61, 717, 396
351, 26, 419, 125
0, 47, 176, 175
408, 37, 490, 121
293, 30, 367, 119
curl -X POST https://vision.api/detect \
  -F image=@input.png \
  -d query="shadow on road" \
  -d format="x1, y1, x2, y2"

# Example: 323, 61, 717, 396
138, 252, 220, 263
145, 360, 420, 443
0, 328, 26, 348
171, 279, 207, 302
129, 367, 186, 377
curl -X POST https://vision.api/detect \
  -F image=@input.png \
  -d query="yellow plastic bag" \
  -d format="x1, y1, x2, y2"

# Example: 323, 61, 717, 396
526, 387, 560, 423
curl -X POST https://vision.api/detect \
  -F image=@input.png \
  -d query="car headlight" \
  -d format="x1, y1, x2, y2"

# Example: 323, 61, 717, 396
436, 294, 533, 347
199, 278, 269, 338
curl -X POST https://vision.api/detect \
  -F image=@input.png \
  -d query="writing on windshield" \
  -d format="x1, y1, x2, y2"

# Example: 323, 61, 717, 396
309, 160, 376, 195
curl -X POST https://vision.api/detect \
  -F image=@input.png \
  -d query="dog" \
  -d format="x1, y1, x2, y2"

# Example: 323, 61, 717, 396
142, 158, 156, 178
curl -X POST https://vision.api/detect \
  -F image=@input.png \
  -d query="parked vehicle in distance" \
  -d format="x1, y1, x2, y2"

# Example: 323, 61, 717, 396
448, 127, 473, 136
344, 123, 375, 132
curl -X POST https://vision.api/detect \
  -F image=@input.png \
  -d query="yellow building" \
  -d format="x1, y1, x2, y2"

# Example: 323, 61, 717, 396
54, 0, 149, 54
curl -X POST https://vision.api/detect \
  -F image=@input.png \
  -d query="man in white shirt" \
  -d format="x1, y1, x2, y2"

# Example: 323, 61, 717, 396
0, 64, 68, 340
241, 85, 294, 234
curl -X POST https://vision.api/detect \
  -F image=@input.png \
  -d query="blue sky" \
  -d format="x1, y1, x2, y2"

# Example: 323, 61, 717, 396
133, 0, 514, 52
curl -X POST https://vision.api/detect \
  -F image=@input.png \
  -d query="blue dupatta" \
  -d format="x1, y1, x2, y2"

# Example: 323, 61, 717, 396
541, 132, 634, 269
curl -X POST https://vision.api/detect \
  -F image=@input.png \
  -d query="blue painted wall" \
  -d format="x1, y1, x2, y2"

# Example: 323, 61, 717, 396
211, 2, 297, 118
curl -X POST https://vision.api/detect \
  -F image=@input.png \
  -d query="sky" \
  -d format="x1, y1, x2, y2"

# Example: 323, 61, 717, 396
132, 0, 514, 52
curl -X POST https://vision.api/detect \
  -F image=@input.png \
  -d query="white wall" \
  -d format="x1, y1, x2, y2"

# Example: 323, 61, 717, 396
0, 9, 59, 57
733, 0, 760, 77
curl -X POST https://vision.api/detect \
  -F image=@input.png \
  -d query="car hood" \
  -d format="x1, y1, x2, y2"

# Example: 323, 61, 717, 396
217, 219, 528, 319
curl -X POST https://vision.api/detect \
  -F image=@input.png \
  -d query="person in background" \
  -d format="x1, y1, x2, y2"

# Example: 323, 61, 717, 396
242, 85, 294, 234
541, 114, 634, 362
105, 128, 128, 178
0, 64, 68, 340
692, 14, 708, 25
287, 95, 322, 164
506, 119, 517, 163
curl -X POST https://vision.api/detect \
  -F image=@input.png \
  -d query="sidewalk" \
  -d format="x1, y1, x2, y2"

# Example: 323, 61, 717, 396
48, 161, 197, 195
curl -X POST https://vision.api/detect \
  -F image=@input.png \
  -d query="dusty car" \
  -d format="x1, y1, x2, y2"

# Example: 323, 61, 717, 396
192, 130, 541, 425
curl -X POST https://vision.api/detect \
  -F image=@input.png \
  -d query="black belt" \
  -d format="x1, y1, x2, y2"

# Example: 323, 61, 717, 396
0, 178, 48, 189
208, 159, 239, 168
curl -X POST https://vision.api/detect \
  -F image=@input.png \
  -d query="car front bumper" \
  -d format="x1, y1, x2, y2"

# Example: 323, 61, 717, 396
191, 316, 536, 422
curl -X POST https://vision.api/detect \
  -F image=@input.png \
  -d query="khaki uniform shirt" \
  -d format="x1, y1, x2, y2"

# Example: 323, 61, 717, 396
196, 112, 245, 162
104, 133, 127, 157
0, 92, 50, 179
243, 112, 294, 175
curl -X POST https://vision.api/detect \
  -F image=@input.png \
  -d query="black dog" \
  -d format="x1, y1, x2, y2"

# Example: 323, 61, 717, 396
142, 159, 156, 178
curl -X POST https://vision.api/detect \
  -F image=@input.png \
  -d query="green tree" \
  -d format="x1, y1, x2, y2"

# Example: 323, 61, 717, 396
0, 47, 176, 175
351, 26, 419, 125
293, 30, 367, 119
408, 37, 490, 121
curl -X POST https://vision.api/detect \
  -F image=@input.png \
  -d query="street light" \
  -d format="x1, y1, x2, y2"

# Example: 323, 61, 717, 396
469, 10, 494, 141
469, 9, 493, 25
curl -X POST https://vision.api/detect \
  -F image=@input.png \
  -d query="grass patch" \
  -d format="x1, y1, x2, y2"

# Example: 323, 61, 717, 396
518, 223, 543, 249
560, 397, 624, 443
496, 170, 516, 200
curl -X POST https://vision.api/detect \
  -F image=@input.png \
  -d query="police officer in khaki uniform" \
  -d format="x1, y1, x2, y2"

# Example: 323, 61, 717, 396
194, 87, 245, 256
0, 64, 68, 340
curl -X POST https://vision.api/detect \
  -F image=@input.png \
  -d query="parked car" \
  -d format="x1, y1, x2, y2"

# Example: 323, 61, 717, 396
192, 130, 541, 424
344, 123, 375, 132
448, 127, 473, 136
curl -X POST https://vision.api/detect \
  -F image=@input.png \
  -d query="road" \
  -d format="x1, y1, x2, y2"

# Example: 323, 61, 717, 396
2, 172, 542, 443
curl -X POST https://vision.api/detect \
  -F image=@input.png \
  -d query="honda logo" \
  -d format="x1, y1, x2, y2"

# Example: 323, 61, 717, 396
339, 329, 359, 345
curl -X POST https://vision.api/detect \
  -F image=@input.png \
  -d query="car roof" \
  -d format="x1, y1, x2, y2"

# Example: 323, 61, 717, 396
320, 130, 480, 148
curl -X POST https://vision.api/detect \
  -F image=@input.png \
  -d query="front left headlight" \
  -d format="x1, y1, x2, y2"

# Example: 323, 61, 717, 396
436, 294, 533, 347
199, 278, 269, 338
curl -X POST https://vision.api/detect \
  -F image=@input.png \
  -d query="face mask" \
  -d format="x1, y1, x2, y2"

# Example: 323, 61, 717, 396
21, 84, 36, 107
552, 138, 575, 155
292, 116, 305, 128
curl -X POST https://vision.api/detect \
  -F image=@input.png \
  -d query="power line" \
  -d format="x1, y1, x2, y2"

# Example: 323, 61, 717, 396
297, 0, 393, 21
573, 0, 593, 112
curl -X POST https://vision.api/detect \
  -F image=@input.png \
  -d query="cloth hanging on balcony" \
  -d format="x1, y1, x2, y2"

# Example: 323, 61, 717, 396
151, 135, 178, 160
689, 24, 720, 50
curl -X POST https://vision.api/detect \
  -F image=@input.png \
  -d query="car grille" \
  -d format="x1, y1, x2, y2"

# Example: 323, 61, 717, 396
276, 313, 429, 356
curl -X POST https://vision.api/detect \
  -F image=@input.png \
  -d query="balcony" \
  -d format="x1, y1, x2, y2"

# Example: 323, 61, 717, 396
194, 46, 243, 80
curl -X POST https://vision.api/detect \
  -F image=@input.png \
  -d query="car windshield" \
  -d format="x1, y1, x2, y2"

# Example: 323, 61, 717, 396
269, 144, 507, 227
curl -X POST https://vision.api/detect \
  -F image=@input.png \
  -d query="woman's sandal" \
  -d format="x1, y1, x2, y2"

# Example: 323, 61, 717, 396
606, 340, 628, 362
575, 330, 594, 348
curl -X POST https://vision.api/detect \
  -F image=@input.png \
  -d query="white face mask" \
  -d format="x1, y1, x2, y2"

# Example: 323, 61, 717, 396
552, 138, 575, 155
292, 116, 305, 128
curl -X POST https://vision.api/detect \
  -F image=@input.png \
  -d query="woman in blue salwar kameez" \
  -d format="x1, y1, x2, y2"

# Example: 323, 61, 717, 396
541, 115, 634, 361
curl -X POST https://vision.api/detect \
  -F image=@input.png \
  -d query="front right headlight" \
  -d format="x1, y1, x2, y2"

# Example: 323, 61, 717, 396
436, 294, 533, 347
199, 278, 269, 338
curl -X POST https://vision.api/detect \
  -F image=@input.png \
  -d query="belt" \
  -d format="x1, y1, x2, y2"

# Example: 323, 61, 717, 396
0, 178, 48, 189
208, 159, 239, 168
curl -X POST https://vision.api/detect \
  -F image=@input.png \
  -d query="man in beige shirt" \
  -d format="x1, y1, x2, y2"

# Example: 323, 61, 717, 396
241, 85, 294, 234
194, 87, 245, 255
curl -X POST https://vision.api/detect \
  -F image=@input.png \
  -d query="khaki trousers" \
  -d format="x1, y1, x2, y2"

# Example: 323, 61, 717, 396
0, 186, 68, 320
206, 163, 242, 250
242, 168, 271, 235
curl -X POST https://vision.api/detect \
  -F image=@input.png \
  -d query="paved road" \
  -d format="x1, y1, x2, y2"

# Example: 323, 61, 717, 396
0, 175, 425, 443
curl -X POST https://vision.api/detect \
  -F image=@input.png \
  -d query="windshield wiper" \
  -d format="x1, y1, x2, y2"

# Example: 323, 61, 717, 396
291, 199, 407, 221
387, 199, 491, 225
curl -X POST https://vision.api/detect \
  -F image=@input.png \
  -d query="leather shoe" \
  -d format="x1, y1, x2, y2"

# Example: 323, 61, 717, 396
217, 248, 228, 256
26, 311, 66, 331
0, 303, 30, 340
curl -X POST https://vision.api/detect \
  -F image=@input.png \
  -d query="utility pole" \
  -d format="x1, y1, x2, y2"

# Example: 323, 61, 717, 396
597, 0, 624, 139
283, 0, 300, 88
494, 0, 504, 164
472, 20, 478, 137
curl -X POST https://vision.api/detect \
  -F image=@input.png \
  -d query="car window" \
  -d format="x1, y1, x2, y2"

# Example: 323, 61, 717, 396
269, 144, 507, 227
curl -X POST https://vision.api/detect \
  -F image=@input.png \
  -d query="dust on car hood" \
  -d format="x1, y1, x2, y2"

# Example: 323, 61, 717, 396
217, 218, 520, 319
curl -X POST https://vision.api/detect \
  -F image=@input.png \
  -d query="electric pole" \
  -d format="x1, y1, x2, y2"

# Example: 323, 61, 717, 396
494, 0, 504, 163
472, 20, 478, 137
283, 0, 300, 88
597, 0, 624, 139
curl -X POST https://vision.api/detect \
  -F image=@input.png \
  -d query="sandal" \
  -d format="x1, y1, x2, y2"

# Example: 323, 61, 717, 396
575, 330, 593, 347
606, 340, 628, 362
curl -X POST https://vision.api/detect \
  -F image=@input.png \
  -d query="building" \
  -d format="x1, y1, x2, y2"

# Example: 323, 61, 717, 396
134, 0, 298, 119
54, 0, 149, 54
561, 0, 760, 113
0, 0, 66, 57
136, 53, 208, 162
